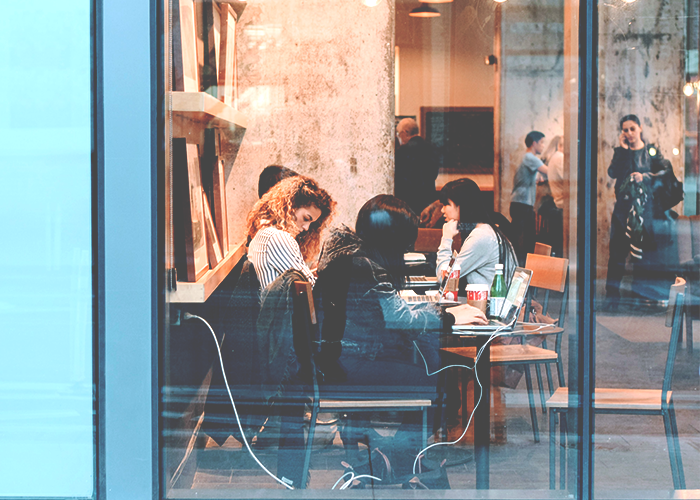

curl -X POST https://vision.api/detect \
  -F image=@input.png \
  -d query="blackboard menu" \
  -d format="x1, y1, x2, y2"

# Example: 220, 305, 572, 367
420, 107, 494, 174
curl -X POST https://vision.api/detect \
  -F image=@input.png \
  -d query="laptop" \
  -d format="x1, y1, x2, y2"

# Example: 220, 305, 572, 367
406, 275, 439, 287
402, 257, 458, 304
452, 267, 533, 333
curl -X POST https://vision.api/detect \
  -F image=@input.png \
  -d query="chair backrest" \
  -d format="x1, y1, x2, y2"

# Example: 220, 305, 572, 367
525, 253, 568, 293
414, 228, 442, 253
533, 242, 552, 256
676, 216, 693, 264
662, 278, 685, 406
690, 215, 700, 259
524, 254, 570, 351
294, 281, 317, 324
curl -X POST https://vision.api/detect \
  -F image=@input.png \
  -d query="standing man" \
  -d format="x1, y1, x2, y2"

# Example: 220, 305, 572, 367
510, 131, 549, 265
395, 118, 438, 215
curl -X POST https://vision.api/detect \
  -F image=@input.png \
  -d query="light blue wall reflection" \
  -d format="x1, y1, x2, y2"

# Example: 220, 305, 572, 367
0, 1, 93, 497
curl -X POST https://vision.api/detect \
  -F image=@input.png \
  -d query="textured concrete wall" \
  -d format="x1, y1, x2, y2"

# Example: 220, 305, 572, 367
597, 0, 685, 290
223, 0, 395, 245
499, 0, 564, 214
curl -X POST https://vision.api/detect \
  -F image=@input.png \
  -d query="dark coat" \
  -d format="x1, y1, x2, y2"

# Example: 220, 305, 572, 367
608, 144, 670, 221
314, 226, 444, 396
395, 136, 439, 215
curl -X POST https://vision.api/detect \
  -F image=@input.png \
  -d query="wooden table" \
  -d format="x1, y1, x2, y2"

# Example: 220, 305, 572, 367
442, 323, 563, 489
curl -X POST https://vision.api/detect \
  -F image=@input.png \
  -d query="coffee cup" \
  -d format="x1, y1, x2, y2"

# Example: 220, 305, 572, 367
466, 284, 489, 314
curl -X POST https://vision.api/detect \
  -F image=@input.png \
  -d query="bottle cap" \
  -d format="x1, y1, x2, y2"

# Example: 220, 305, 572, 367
495, 264, 504, 270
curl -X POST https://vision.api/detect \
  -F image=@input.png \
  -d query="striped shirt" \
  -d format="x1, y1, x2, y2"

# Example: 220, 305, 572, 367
248, 226, 316, 291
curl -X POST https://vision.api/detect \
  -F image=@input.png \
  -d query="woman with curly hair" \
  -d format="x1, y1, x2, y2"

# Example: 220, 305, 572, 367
246, 175, 335, 290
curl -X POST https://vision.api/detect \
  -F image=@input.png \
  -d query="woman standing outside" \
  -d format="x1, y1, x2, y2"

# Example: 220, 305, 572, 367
606, 114, 675, 309
436, 179, 518, 288
246, 175, 335, 291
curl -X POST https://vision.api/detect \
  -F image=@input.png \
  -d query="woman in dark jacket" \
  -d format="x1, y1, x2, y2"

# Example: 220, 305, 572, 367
314, 195, 485, 479
606, 114, 677, 308
315, 195, 486, 384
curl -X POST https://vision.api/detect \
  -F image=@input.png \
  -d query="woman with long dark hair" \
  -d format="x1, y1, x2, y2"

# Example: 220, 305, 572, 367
437, 179, 518, 287
605, 114, 676, 308
314, 195, 485, 480
317, 195, 485, 350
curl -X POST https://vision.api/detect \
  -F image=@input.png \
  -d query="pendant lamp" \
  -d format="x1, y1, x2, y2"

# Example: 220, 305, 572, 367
409, 3, 440, 17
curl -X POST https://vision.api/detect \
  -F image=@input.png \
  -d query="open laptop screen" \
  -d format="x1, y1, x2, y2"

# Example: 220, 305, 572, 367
498, 267, 533, 324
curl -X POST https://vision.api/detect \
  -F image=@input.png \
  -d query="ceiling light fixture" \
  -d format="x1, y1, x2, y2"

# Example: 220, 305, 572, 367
493, 0, 507, 3
409, 3, 441, 17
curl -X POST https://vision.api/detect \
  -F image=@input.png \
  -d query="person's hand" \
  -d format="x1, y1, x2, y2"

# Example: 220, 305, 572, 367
619, 132, 629, 149
446, 304, 488, 325
442, 219, 459, 240
631, 172, 643, 183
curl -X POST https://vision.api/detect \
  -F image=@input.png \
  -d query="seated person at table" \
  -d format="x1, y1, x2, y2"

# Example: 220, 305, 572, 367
257, 164, 298, 198
315, 195, 486, 477
436, 179, 518, 288
247, 175, 335, 291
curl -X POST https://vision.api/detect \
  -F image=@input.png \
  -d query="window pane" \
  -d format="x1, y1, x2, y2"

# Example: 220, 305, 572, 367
596, 0, 699, 494
162, 0, 580, 496
0, 1, 94, 497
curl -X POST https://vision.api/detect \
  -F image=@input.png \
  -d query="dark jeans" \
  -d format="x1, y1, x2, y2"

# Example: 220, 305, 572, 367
510, 202, 536, 266
537, 200, 563, 257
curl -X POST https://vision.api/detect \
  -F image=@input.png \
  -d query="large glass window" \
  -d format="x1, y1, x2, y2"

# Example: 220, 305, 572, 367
0, 1, 94, 497
160, 0, 698, 498
595, 0, 698, 494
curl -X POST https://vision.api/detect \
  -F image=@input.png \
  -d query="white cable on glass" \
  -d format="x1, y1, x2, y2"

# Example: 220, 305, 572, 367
183, 313, 294, 490
411, 324, 513, 474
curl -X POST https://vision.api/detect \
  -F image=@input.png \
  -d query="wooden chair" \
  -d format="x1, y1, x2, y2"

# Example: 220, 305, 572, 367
414, 228, 443, 253
534, 242, 552, 256
440, 254, 569, 444
293, 282, 431, 488
546, 279, 687, 490
523, 253, 569, 412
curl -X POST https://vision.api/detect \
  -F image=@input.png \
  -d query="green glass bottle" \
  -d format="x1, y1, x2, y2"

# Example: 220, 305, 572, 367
489, 264, 506, 319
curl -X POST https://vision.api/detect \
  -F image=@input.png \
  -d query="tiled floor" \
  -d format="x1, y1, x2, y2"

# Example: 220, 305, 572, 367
174, 308, 699, 494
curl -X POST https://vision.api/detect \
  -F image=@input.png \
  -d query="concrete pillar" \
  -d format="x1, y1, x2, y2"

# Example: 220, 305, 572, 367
498, 0, 565, 215
225, 0, 395, 241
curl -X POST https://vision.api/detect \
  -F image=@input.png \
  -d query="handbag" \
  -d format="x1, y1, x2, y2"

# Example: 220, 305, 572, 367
654, 158, 684, 211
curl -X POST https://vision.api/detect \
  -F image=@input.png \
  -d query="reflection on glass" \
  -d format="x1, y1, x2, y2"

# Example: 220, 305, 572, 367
160, 0, 596, 496
596, 0, 698, 494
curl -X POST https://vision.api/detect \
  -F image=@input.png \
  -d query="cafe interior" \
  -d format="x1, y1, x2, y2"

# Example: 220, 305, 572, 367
162, 0, 700, 496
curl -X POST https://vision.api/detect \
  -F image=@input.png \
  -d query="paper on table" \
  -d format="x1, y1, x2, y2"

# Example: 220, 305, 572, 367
404, 252, 427, 263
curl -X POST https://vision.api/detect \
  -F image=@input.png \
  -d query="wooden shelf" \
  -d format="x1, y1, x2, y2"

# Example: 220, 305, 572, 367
170, 242, 246, 303
171, 91, 248, 129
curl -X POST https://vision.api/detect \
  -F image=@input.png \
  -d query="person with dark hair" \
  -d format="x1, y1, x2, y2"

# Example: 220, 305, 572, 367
258, 165, 299, 198
395, 118, 439, 215
314, 195, 486, 480
510, 130, 548, 264
317, 195, 486, 360
605, 114, 676, 309
437, 179, 518, 288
